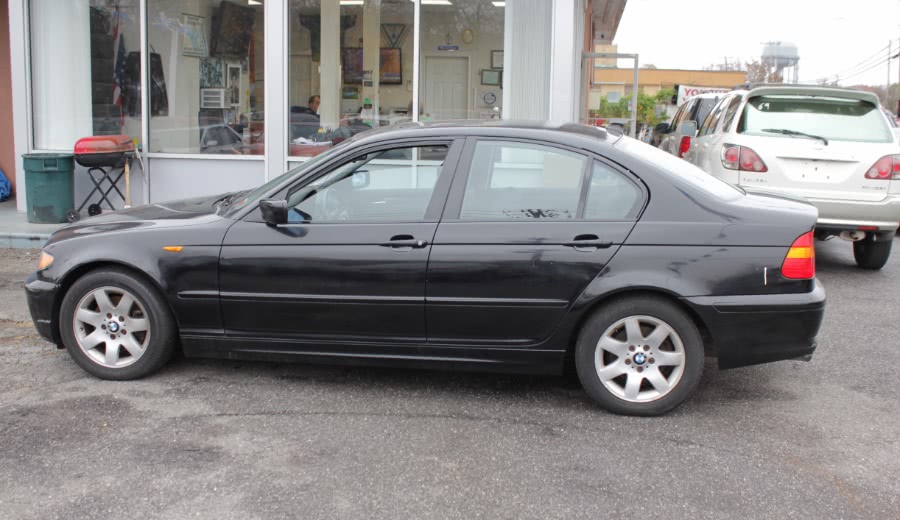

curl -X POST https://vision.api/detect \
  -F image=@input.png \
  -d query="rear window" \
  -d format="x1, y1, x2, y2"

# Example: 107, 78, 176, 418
738, 95, 893, 143
616, 138, 743, 201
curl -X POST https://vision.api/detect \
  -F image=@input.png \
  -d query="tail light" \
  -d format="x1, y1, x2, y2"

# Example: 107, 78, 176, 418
781, 231, 815, 279
721, 144, 768, 173
864, 155, 900, 180
678, 136, 691, 158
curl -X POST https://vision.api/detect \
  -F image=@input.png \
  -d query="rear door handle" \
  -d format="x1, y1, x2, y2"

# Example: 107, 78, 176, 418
380, 234, 429, 249
563, 234, 613, 250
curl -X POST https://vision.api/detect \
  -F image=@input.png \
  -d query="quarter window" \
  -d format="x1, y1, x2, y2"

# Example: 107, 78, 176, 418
584, 162, 643, 220
460, 141, 587, 220
287, 145, 448, 223
719, 95, 744, 134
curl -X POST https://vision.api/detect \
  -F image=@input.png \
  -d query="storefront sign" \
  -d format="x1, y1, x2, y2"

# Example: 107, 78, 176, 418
677, 85, 730, 106
438, 45, 459, 51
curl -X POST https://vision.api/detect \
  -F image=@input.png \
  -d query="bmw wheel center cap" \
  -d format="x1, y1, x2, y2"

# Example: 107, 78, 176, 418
108, 322, 120, 333
633, 352, 646, 365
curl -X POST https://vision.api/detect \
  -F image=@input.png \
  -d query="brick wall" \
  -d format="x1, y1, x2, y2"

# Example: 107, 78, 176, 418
0, 0, 16, 194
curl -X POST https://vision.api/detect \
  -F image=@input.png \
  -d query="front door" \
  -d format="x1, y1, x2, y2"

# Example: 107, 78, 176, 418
424, 57, 469, 120
426, 139, 645, 346
219, 141, 459, 345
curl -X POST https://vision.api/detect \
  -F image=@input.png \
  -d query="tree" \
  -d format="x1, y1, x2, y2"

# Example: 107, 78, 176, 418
745, 59, 783, 84
591, 88, 676, 126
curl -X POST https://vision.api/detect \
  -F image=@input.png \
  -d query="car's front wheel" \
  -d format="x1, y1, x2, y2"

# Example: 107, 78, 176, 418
59, 268, 177, 380
575, 296, 704, 416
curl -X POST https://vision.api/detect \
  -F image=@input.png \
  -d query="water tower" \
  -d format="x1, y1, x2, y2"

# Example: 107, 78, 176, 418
761, 41, 800, 83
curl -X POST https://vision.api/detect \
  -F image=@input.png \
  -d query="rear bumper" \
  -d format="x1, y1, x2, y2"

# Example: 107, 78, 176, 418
808, 195, 900, 232
24, 272, 60, 344
683, 280, 826, 370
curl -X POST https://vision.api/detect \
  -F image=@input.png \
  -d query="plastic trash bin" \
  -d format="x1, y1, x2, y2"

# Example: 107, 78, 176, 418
22, 153, 75, 224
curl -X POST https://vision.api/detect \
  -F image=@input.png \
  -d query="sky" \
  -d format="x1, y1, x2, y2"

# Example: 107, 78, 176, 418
612, 0, 900, 87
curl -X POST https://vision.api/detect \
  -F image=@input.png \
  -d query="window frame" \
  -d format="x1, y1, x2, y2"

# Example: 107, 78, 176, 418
718, 94, 744, 135
239, 137, 464, 224
442, 137, 647, 223
699, 97, 728, 137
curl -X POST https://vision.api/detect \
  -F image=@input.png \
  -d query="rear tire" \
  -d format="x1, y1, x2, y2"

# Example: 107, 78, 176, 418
59, 268, 177, 380
853, 234, 893, 270
575, 296, 704, 416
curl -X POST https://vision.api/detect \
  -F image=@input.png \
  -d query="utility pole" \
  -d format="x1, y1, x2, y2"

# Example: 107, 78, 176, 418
889, 40, 893, 101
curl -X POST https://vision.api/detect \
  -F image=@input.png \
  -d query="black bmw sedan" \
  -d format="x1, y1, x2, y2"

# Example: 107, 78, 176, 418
25, 122, 825, 416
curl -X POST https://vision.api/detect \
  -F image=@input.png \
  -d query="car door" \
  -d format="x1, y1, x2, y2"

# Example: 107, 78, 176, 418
686, 96, 728, 166
219, 139, 461, 345
426, 138, 646, 346
661, 100, 692, 155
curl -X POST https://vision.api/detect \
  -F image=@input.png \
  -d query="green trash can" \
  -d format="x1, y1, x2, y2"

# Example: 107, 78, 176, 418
22, 153, 75, 224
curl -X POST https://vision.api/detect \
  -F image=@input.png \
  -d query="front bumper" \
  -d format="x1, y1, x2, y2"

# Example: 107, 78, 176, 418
808, 196, 900, 232
24, 272, 60, 344
684, 280, 826, 370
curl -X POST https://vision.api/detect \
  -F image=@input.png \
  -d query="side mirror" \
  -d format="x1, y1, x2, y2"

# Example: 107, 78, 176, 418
205, 140, 218, 147
654, 122, 670, 134
678, 120, 698, 137
260, 199, 288, 226
351, 170, 370, 189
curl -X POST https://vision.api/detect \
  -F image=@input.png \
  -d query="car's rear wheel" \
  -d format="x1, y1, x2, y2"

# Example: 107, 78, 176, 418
575, 296, 704, 416
853, 234, 893, 270
59, 268, 176, 380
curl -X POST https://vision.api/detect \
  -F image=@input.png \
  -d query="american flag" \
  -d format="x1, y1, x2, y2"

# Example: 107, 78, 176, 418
112, 4, 126, 130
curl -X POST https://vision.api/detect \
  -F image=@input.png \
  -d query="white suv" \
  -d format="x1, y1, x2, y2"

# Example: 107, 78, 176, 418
685, 85, 900, 269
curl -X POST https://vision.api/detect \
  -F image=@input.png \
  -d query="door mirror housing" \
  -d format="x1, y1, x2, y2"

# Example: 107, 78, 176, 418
260, 199, 288, 226
654, 122, 670, 134
678, 120, 698, 137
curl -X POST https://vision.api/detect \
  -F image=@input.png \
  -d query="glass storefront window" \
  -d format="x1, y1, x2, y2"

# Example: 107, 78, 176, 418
30, 0, 142, 150
147, 0, 264, 154
288, 0, 414, 158
420, 0, 505, 121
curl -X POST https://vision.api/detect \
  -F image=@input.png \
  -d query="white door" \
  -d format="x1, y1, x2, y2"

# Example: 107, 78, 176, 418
424, 57, 469, 120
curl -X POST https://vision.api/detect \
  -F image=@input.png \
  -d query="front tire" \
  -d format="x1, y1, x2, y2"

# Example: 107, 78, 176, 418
853, 234, 892, 270
575, 296, 704, 416
59, 268, 176, 380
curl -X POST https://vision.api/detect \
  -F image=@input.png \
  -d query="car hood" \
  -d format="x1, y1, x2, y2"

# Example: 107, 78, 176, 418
46, 194, 230, 246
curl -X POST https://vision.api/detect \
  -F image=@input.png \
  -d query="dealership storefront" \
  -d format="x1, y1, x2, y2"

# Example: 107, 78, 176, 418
7, 0, 593, 211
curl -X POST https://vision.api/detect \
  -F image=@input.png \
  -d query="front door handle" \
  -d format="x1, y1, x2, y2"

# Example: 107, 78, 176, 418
380, 234, 429, 250
563, 234, 613, 251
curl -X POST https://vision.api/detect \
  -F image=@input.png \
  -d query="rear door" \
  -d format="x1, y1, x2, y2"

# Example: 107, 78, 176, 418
733, 93, 898, 202
426, 138, 646, 346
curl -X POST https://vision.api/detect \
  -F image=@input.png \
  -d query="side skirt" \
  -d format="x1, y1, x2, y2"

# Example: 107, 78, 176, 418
180, 335, 566, 376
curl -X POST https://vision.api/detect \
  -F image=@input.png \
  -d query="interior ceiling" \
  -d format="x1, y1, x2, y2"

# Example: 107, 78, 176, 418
590, 0, 626, 44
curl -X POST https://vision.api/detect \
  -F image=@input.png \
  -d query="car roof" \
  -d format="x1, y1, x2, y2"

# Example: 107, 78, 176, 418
352, 120, 620, 150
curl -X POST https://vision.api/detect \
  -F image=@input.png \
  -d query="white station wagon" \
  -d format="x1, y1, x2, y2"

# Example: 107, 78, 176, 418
685, 85, 900, 269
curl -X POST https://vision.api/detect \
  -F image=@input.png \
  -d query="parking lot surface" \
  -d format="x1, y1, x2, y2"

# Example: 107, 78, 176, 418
1, 240, 899, 520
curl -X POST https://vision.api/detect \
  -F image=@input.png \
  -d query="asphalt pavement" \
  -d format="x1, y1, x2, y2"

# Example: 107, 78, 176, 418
1, 240, 898, 520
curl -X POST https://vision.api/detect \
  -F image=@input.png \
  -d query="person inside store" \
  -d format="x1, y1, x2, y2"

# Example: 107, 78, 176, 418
290, 95, 322, 140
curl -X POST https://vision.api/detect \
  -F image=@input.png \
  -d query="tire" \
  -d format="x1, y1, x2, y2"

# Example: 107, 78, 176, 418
853, 235, 892, 270
59, 267, 177, 380
575, 296, 704, 416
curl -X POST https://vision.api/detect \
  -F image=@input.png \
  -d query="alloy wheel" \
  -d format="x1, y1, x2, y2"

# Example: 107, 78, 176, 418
73, 286, 151, 368
593, 315, 686, 403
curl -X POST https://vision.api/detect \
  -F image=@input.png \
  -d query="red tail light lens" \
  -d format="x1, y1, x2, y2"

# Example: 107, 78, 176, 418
864, 155, 900, 180
678, 136, 691, 158
781, 231, 815, 279
721, 144, 768, 172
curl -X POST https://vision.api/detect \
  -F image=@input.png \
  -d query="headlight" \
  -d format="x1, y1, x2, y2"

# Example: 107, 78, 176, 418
38, 251, 54, 270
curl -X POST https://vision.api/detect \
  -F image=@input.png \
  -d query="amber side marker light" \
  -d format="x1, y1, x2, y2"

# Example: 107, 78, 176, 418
781, 232, 815, 280
163, 246, 184, 253
38, 252, 54, 270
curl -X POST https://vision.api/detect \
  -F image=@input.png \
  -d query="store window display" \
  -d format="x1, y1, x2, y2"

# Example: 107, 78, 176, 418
288, 0, 414, 157
147, 0, 264, 155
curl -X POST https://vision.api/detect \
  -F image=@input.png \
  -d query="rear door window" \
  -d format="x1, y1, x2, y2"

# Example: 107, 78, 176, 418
460, 141, 587, 220
738, 94, 893, 143
698, 98, 727, 136
719, 95, 744, 134
693, 97, 718, 127
583, 162, 643, 220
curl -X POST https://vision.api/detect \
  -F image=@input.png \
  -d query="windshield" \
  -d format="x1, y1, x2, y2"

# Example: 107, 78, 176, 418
222, 141, 352, 215
738, 95, 893, 143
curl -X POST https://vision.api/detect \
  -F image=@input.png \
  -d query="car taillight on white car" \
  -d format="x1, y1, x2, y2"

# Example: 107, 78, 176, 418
678, 136, 691, 158
864, 155, 900, 180
721, 144, 768, 173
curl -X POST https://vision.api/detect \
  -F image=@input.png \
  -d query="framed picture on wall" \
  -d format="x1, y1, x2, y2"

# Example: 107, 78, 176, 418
491, 50, 504, 69
380, 48, 402, 84
481, 69, 502, 86
183, 15, 208, 57
226, 64, 242, 106
342, 48, 403, 85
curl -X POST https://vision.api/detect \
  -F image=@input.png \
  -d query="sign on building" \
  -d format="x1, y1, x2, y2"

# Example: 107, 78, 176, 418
676, 85, 731, 106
